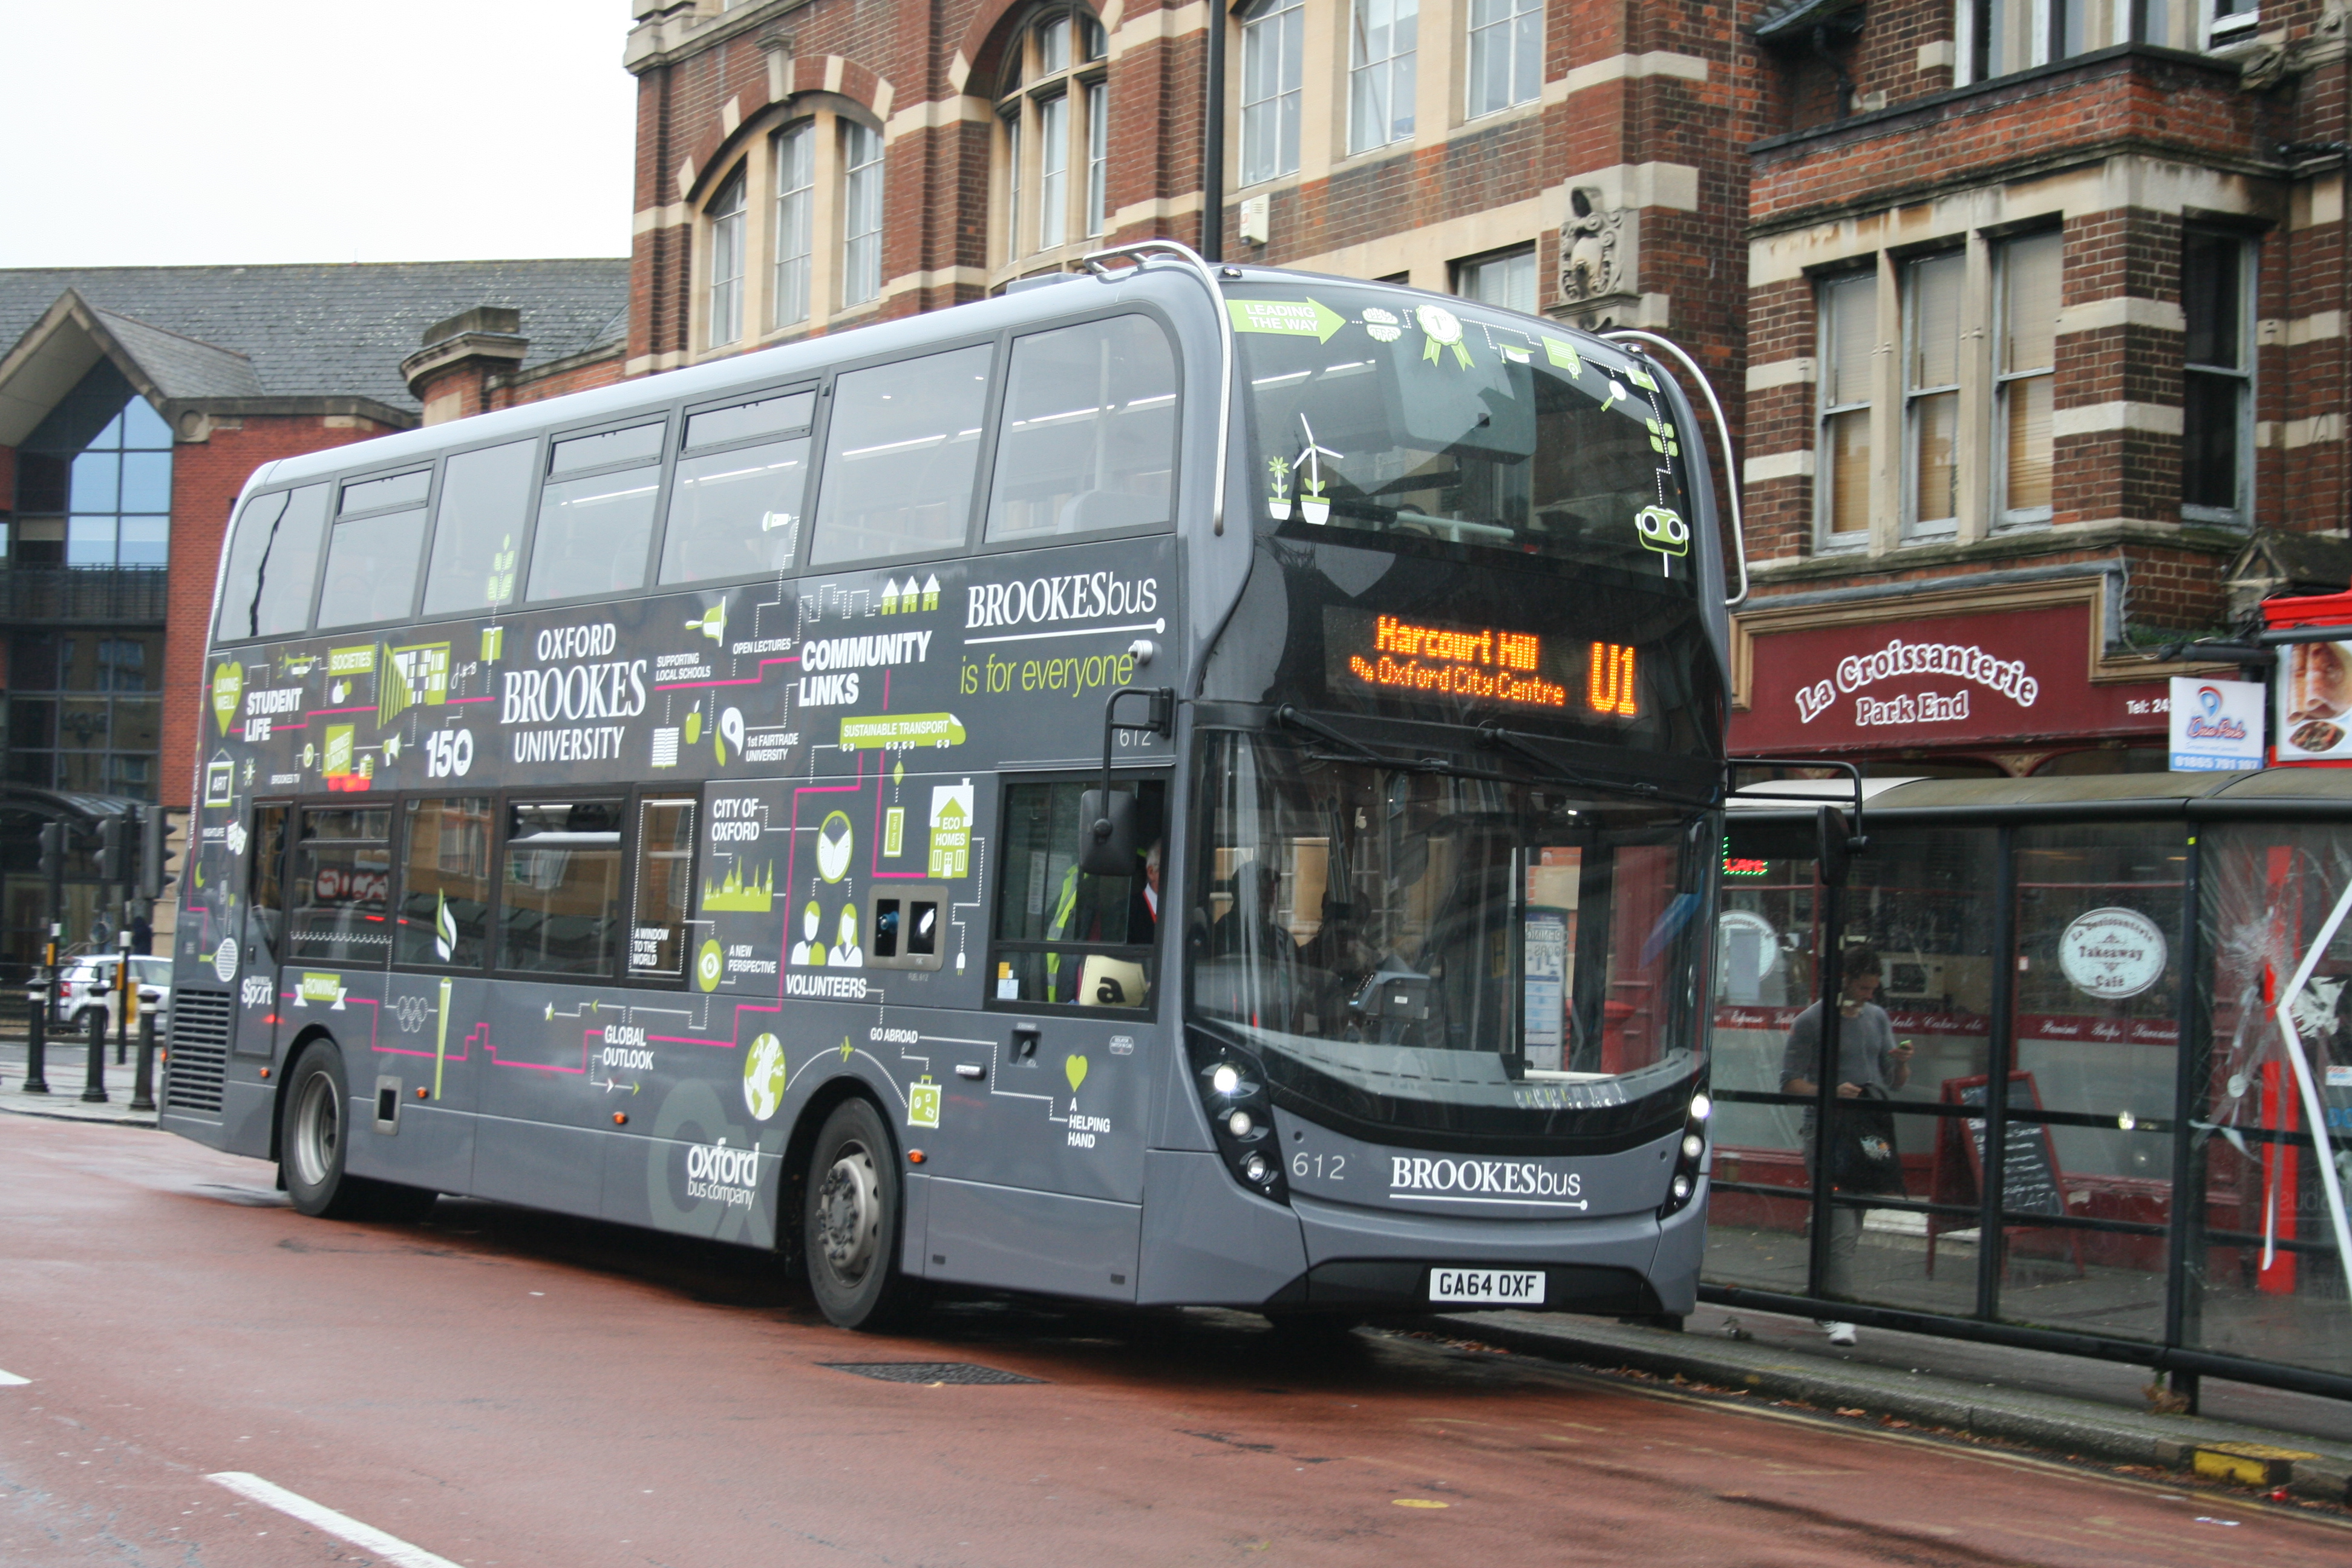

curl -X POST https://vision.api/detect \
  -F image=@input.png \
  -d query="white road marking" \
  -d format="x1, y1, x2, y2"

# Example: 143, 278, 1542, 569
205, 1472, 461, 1568
0, 1368, 28, 1385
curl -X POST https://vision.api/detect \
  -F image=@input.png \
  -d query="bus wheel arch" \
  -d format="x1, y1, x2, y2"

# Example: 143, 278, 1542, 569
267, 1022, 344, 1169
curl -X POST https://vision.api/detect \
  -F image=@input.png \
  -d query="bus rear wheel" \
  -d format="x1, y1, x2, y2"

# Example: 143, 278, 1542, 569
281, 1040, 437, 1221
803, 1097, 923, 1331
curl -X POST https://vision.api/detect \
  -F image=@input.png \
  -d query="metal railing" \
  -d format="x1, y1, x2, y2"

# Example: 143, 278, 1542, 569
0, 567, 169, 623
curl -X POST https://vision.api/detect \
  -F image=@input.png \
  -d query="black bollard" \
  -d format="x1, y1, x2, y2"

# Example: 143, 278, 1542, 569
130, 1011, 157, 1114
22, 1004, 48, 1094
81, 1007, 108, 1103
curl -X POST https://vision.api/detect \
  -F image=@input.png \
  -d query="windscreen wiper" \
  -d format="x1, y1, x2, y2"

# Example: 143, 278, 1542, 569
1475, 722, 1676, 805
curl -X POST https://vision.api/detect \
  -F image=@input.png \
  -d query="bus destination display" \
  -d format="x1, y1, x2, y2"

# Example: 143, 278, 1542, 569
1323, 607, 1638, 719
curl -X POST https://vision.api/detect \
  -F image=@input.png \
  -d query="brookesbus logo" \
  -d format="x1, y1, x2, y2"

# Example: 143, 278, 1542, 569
2184, 685, 2248, 742
1390, 1156, 1587, 1208
685, 1140, 758, 1208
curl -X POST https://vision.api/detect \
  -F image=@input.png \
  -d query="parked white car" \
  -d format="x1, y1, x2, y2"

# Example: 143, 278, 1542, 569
24, 955, 171, 1034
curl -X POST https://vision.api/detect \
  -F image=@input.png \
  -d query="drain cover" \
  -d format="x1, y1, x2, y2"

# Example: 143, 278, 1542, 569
821, 1361, 1044, 1385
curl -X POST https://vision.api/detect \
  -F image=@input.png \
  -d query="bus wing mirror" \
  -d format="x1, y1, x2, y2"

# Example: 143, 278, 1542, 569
1817, 805, 1867, 887
1079, 789, 1139, 877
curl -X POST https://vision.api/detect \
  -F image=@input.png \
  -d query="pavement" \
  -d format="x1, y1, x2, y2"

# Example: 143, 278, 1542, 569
1435, 1304, 2352, 1507
0, 1035, 158, 1127
7, 1044, 2347, 1515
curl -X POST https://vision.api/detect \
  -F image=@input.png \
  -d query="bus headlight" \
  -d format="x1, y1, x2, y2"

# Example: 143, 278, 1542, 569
1660, 1073, 1710, 1220
1212, 1063, 1241, 1095
1682, 1133, 1704, 1161
1690, 1092, 1711, 1121
1228, 1110, 1254, 1137
1190, 1040, 1288, 1204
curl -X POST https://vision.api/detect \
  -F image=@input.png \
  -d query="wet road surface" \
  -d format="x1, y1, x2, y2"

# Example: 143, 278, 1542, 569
2, 1114, 2345, 1566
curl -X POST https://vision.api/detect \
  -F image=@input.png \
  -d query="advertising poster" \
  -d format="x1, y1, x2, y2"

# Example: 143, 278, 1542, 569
2168, 676, 2264, 771
2278, 641, 2352, 762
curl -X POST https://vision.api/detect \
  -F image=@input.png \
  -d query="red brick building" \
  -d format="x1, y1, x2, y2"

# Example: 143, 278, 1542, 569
621, 1, 2347, 777
0, 263, 627, 966
1730, 0, 2350, 776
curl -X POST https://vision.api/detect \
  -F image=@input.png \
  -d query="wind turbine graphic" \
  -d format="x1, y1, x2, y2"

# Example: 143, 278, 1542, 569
1295, 413, 1343, 526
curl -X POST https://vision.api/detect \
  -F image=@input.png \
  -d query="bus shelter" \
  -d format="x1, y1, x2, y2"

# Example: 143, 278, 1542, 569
1711, 771, 2352, 1404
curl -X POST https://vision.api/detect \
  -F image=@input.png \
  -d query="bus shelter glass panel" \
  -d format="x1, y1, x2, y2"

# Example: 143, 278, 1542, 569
1829, 829, 1998, 1318
1705, 837, 1820, 1295
2004, 823, 2184, 1343
2197, 822, 2352, 1378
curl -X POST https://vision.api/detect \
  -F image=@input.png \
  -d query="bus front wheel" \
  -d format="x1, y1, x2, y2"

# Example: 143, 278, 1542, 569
803, 1097, 923, 1331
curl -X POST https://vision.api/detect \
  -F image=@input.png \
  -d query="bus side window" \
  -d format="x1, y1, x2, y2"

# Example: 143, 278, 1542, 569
394, 796, 493, 968
422, 439, 535, 615
289, 806, 393, 969
661, 438, 809, 585
248, 803, 290, 953
318, 469, 431, 630
808, 343, 995, 566
987, 779, 1161, 1008
985, 315, 1178, 543
528, 422, 666, 603
627, 795, 698, 980
498, 799, 625, 976
215, 484, 330, 641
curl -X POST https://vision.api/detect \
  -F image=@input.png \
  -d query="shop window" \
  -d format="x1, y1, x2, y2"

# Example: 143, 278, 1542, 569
1467, 0, 1541, 118
1240, 0, 1304, 185
498, 799, 624, 977
774, 123, 815, 328
708, 171, 746, 348
422, 439, 534, 616
1817, 270, 1877, 548
1996, 232, 2060, 527
2183, 229, 2255, 526
985, 315, 1179, 543
841, 121, 886, 309
1902, 252, 1964, 541
809, 343, 995, 565
394, 796, 492, 968
1349, 0, 1417, 155
1454, 246, 1536, 315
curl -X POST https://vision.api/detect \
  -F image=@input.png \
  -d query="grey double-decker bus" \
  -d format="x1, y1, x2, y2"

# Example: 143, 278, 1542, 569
163, 244, 1736, 1330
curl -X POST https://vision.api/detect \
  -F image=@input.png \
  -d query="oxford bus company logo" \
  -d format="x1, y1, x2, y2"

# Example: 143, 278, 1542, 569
684, 1139, 759, 1209
1390, 1155, 1587, 1208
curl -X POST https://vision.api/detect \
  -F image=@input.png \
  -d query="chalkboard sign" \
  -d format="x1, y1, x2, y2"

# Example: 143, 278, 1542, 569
1951, 1073, 2065, 1217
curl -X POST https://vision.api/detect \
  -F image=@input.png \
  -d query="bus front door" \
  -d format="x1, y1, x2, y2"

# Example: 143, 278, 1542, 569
223, 801, 290, 1151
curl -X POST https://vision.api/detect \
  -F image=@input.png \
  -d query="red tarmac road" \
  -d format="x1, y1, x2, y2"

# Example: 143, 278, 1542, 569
2, 1113, 2345, 1567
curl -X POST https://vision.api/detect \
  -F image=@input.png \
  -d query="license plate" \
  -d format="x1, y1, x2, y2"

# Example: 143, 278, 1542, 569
1429, 1268, 1545, 1305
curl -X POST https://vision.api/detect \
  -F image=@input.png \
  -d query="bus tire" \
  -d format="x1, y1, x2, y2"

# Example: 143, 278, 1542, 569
280, 1040, 373, 1220
803, 1097, 923, 1331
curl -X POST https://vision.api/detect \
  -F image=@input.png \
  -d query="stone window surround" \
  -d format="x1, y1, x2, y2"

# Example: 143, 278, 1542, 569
991, 4, 1111, 286
687, 94, 889, 362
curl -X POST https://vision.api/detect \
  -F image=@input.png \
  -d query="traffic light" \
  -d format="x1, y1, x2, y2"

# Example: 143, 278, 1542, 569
97, 816, 128, 886
38, 821, 65, 881
140, 805, 173, 899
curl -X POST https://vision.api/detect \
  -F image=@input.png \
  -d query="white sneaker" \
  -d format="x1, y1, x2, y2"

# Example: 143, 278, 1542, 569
1821, 1321, 1858, 1347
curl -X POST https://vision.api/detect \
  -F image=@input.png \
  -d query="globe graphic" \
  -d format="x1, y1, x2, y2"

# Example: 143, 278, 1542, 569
742, 1033, 786, 1121
817, 811, 854, 883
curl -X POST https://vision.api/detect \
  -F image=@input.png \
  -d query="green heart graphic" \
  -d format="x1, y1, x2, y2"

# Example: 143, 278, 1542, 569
1064, 1054, 1088, 1092
211, 662, 244, 736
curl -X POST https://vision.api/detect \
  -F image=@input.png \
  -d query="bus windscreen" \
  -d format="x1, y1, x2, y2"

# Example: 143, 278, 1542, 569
1229, 284, 1699, 590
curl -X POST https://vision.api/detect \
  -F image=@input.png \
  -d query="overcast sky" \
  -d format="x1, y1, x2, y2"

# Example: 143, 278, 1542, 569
2, 2, 637, 268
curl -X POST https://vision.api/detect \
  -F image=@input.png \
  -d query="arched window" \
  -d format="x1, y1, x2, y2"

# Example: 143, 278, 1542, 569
707, 172, 746, 347
996, 6, 1109, 269
841, 120, 886, 307
773, 122, 814, 328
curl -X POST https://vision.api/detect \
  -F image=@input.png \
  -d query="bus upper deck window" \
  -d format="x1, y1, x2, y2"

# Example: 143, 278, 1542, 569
809, 343, 993, 566
528, 420, 667, 603
685, 391, 813, 451
662, 438, 809, 584
215, 483, 330, 641
423, 439, 536, 615
985, 315, 1178, 543
316, 469, 432, 630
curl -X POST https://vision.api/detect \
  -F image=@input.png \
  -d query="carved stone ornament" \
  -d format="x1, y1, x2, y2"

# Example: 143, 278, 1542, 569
1555, 186, 1642, 330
